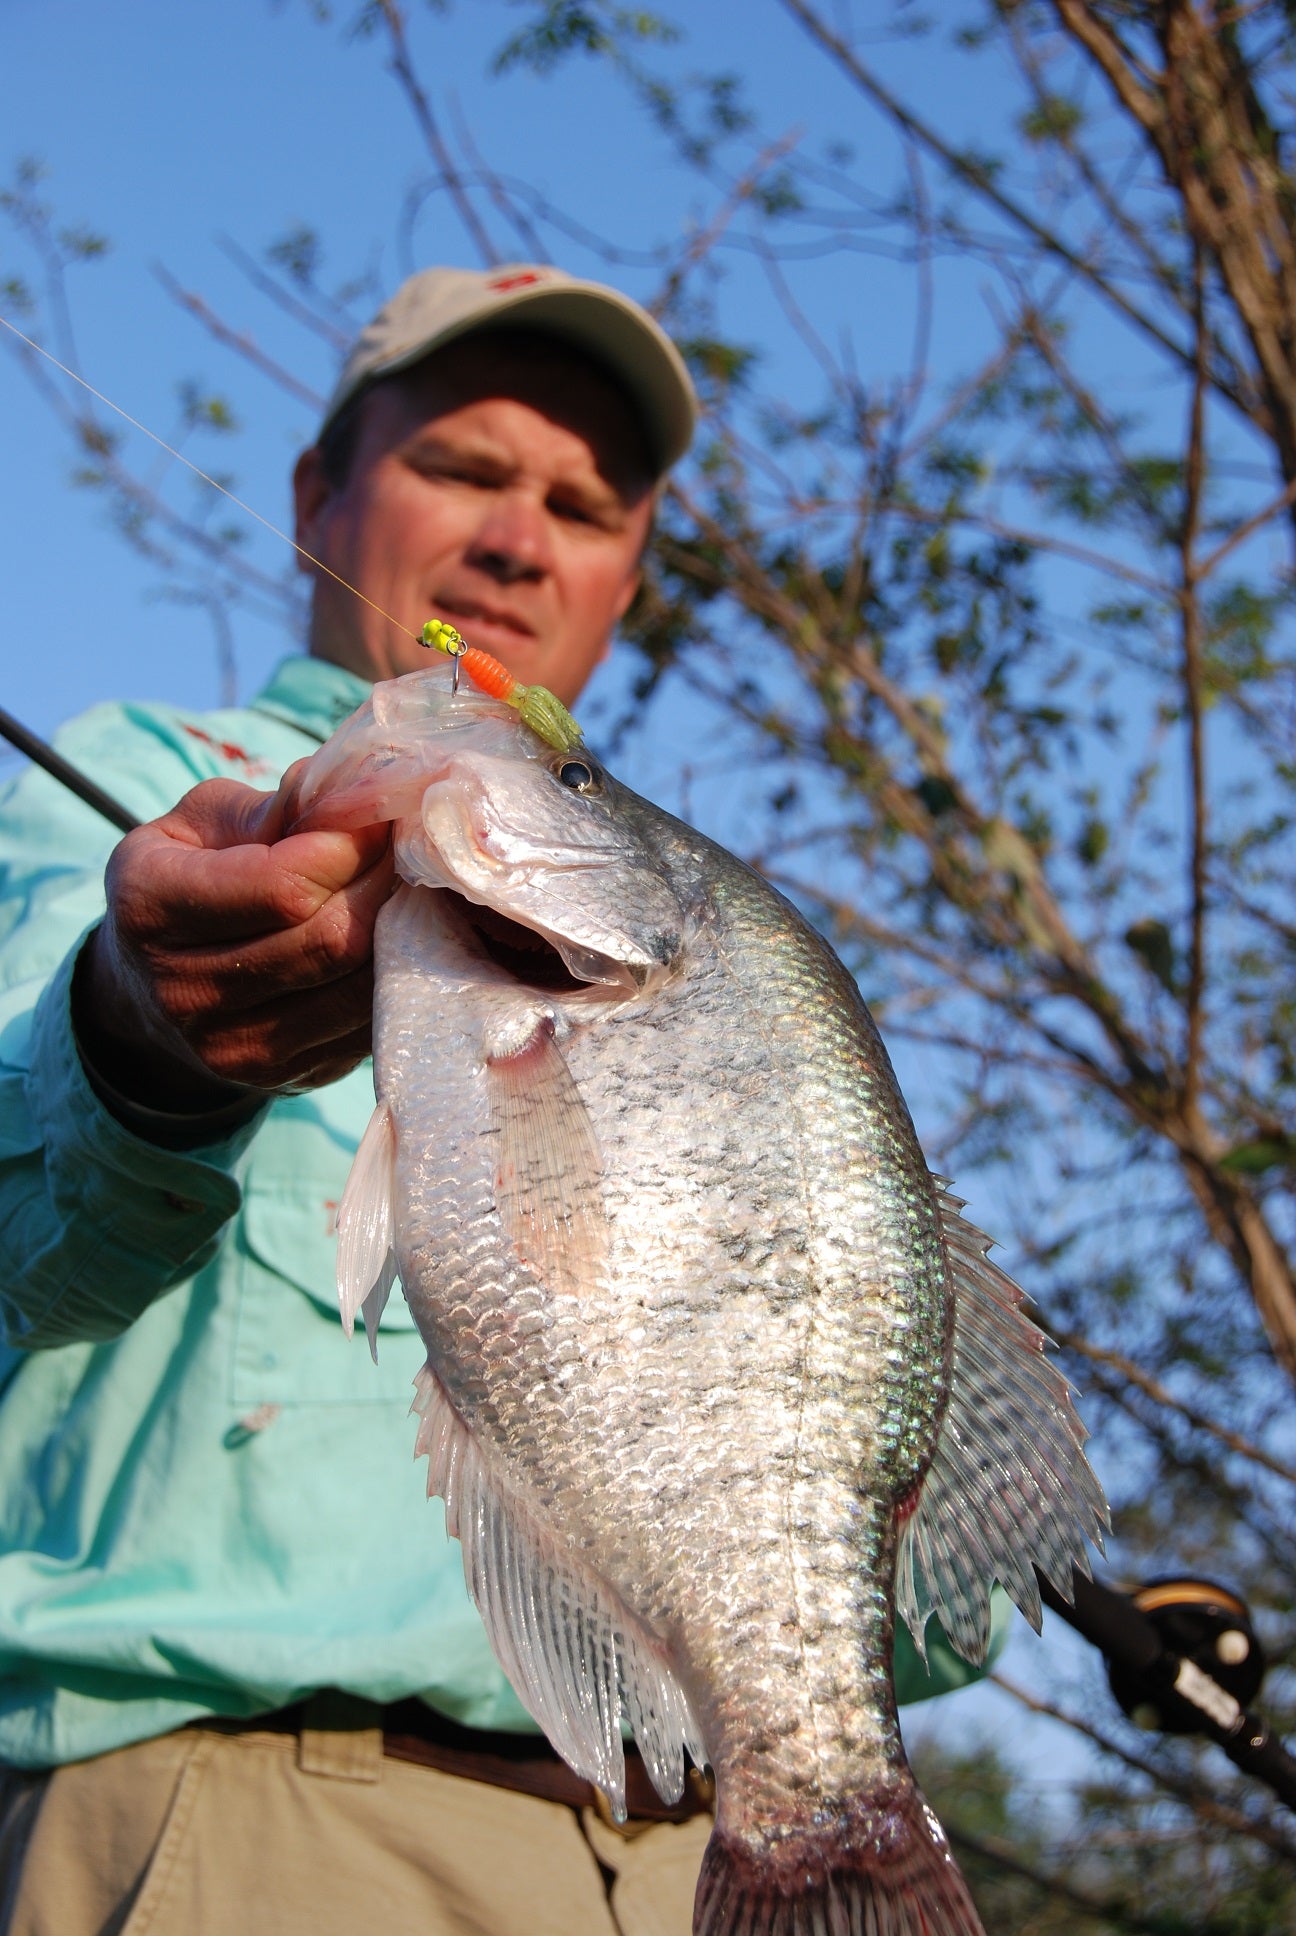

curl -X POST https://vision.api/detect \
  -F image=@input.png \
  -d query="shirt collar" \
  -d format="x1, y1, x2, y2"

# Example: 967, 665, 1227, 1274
250, 655, 374, 744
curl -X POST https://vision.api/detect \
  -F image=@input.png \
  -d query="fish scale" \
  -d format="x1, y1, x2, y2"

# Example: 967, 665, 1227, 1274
299, 673, 1108, 1936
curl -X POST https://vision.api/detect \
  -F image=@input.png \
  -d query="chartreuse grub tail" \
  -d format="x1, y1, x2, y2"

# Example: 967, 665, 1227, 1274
421, 620, 584, 754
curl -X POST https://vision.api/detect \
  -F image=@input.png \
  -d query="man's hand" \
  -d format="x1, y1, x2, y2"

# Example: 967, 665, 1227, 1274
75, 768, 396, 1112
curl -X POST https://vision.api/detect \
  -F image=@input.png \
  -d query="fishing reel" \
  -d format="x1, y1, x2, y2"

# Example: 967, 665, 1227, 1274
1105, 1576, 1266, 1736
1039, 1562, 1296, 1812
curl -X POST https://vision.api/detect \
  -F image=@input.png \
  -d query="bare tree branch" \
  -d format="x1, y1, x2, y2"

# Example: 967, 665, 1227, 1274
375, 0, 500, 267
991, 1674, 1296, 1865
152, 264, 327, 411
776, 0, 1257, 418
1055, 1328, 1296, 1485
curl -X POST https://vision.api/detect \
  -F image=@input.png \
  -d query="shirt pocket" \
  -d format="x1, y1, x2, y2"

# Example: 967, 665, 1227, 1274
232, 1178, 423, 1409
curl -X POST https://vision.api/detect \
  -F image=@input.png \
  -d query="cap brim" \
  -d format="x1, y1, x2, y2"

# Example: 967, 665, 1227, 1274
327, 278, 696, 476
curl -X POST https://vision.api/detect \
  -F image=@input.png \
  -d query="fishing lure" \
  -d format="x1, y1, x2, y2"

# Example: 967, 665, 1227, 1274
420, 620, 584, 755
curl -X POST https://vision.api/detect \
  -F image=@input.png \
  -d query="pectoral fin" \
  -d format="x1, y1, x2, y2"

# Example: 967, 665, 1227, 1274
337, 1099, 399, 1362
485, 1016, 607, 1299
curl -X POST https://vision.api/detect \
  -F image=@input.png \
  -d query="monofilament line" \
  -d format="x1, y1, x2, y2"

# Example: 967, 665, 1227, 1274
0, 310, 423, 645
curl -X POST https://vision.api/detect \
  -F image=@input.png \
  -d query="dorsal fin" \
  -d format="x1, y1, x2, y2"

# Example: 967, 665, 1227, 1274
896, 1185, 1109, 1664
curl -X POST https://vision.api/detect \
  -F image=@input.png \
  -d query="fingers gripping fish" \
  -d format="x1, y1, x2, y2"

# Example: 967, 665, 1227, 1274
292, 671, 1108, 1936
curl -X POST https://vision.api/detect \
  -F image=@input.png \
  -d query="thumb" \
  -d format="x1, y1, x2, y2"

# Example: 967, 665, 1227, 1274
259, 757, 314, 842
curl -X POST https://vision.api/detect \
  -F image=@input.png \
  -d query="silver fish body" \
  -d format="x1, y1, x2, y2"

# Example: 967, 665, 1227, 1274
300, 673, 1107, 1936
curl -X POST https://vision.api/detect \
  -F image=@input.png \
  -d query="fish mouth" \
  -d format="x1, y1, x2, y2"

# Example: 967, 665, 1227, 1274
446, 890, 632, 995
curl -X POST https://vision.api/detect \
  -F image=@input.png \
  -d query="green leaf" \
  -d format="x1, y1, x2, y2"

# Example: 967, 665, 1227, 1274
56, 224, 109, 260
1019, 94, 1083, 144
1076, 816, 1109, 867
267, 224, 321, 286
1216, 1138, 1296, 1176
493, 1, 678, 76
915, 774, 958, 818
1125, 917, 1178, 992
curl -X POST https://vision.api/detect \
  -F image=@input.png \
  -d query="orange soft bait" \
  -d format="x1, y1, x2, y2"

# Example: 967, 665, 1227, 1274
457, 644, 523, 706
420, 620, 584, 754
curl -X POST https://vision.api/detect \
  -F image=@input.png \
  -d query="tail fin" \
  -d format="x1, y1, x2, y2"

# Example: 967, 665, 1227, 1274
694, 1784, 984, 1936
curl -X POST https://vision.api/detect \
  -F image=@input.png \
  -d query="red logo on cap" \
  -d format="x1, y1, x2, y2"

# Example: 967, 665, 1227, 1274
487, 272, 545, 291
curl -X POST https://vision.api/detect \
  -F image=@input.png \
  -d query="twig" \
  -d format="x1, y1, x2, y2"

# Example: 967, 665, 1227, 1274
1180, 242, 1209, 1116
1052, 0, 1296, 535
991, 1673, 1296, 1864
1053, 1331, 1296, 1485
151, 265, 326, 412
946, 1820, 1243, 1934
215, 235, 352, 351
376, 0, 500, 267
1081, 1369, 1296, 1575
894, 327, 1024, 469
875, 497, 1171, 597
1014, 302, 1172, 539
1004, 7, 1193, 321
653, 128, 804, 319
897, 139, 934, 434
0, 320, 298, 615
1197, 473, 1296, 579
750, 231, 851, 398
447, 94, 553, 264
773, 0, 1255, 418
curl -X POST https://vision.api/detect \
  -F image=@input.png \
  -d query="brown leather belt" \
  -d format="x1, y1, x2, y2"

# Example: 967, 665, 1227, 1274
201, 1693, 713, 1826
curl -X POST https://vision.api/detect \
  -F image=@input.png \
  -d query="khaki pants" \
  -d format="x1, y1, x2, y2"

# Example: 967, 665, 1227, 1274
0, 1724, 710, 1936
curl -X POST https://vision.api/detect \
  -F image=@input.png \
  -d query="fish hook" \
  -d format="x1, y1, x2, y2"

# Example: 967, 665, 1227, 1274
421, 619, 469, 695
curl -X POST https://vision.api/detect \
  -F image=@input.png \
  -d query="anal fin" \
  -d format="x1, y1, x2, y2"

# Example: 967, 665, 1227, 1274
896, 1185, 1110, 1665
337, 1099, 399, 1362
412, 1364, 706, 1817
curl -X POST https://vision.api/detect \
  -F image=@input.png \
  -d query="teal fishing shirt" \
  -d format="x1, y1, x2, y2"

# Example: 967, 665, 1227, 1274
0, 654, 1004, 1769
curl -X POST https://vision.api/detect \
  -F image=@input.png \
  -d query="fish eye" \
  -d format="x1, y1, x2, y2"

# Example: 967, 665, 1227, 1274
554, 757, 602, 794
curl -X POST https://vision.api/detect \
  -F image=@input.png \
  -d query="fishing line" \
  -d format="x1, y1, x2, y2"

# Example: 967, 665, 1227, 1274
0, 309, 584, 752
0, 309, 423, 647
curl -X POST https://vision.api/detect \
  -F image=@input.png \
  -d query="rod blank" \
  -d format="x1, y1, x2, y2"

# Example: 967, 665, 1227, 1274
0, 704, 139, 835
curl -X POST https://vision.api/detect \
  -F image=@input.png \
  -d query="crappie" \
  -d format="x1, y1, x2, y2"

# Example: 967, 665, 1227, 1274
294, 670, 1107, 1936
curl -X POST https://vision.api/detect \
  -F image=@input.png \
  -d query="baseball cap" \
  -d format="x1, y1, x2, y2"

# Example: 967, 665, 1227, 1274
320, 263, 698, 477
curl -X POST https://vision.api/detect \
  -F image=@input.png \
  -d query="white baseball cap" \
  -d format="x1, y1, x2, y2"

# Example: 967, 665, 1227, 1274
320, 263, 698, 476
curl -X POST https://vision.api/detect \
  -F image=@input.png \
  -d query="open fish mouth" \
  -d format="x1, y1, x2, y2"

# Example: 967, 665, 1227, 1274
450, 892, 603, 992
443, 889, 655, 995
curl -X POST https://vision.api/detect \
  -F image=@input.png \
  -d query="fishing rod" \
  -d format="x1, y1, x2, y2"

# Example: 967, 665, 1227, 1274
0, 703, 139, 834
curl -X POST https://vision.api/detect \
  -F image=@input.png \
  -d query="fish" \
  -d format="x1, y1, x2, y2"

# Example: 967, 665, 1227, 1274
292, 669, 1108, 1936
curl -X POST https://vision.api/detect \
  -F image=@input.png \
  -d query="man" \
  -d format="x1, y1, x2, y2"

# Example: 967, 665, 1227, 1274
0, 265, 999, 1936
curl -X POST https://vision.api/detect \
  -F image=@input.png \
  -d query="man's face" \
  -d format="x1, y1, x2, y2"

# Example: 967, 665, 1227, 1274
294, 335, 656, 705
